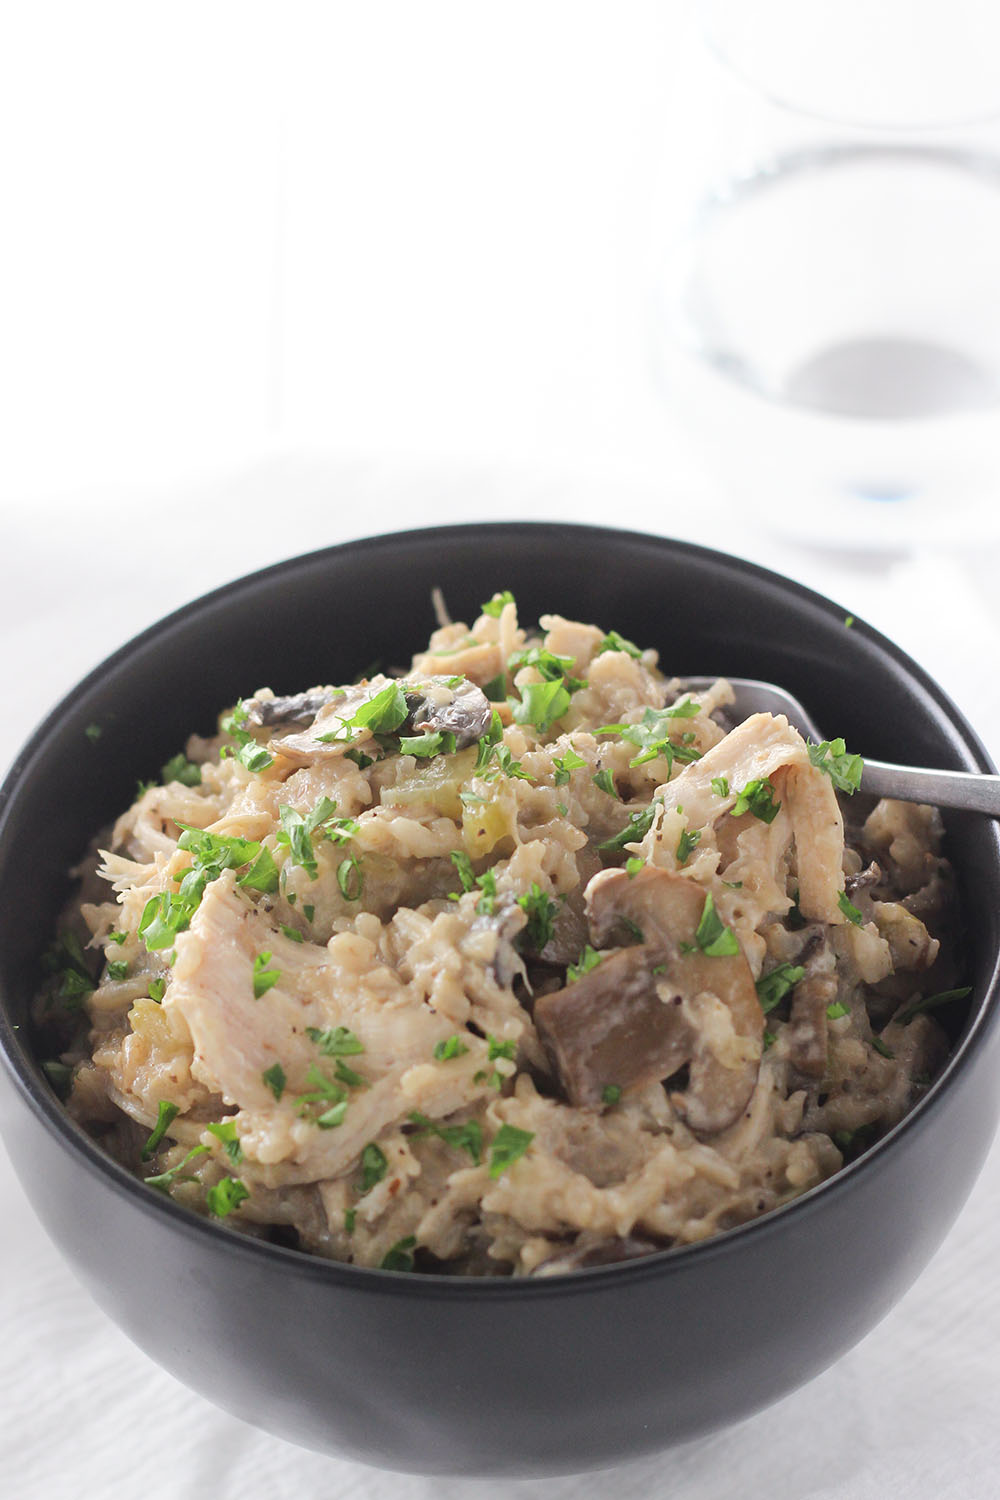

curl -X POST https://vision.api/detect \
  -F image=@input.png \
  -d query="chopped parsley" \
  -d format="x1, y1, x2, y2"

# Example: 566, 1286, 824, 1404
221, 701, 274, 772
597, 705, 702, 771
276, 797, 343, 880
42, 931, 95, 1009
161, 752, 202, 787
317, 681, 409, 743
141, 1100, 180, 1161
107, 930, 127, 946
625, 856, 645, 877
592, 768, 618, 798
807, 738, 864, 794
380, 1235, 417, 1272
450, 850, 476, 894
84, 723, 102, 743
596, 629, 642, 659
511, 678, 572, 734
755, 963, 805, 1013
148, 977, 166, 1002
474, 868, 497, 915
280, 924, 303, 943
433, 1034, 470, 1061
474, 710, 504, 770
690, 893, 740, 957
676, 827, 701, 865
826, 999, 850, 1020
359, 1142, 389, 1193
344, 1208, 356, 1233
106, 959, 128, 981
252, 952, 281, 998
238, 846, 280, 894
601, 1084, 622, 1105
262, 1062, 286, 1100
337, 856, 364, 901
144, 1143, 209, 1193
206, 1178, 250, 1218
838, 890, 864, 926
567, 944, 602, 983
482, 673, 506, 701
872, 1037, 895, 1059
206, 1120, 244, 1166
399, 730, 457, 758
408, 1111, 483, 1164
488, 1123, 534, 1178
895, 986, 971, 1025
597, 801, 659, 852
516, 883, 559, 951
711, 776, 729, 797
553, 747, 586, 785
41, 1060, 73, 1098
731, 778, 781, 824
487, 1035, 517, 1062
508, 647, 585, 692
481, 590, 515, 618
306, 1025, 364, 1056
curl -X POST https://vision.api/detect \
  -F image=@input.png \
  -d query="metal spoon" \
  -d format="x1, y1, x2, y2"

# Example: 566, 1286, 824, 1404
682, 677, 1000, 816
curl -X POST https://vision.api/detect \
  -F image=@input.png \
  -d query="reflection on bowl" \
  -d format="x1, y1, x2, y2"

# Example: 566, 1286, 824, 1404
1, 523, 998, 1477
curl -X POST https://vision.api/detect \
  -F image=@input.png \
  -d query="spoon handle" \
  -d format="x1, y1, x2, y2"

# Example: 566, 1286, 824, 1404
862, 759, 1000, 814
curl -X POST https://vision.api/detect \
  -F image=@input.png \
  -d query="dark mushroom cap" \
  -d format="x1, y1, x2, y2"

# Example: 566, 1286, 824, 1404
536, 867, 764, 1133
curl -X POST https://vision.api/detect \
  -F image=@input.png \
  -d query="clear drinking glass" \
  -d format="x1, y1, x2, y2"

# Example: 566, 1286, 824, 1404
654, 0, 1000, 547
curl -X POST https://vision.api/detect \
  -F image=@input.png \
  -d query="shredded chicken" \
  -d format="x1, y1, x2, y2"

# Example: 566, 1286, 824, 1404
35, 596, 959, 1276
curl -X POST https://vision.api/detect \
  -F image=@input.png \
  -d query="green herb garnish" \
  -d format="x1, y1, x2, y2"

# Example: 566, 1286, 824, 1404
601, 1084, 622, 1105
567, 945, 602, 983
206, 1178, 250, 1218
262, 1062, 286, 1100
488, 1123, 534, 1178
596, 629, 642, 660
161, 753, 202, 787
731, 778, 781, 824
597, 801, 659, 852
512, 678, 572, 734
306, 1025, 364, 1056
337, 856, 364, 901
516, 882, 559, 951
206, 1120, 243, 1166
380, 1235, 417, 1271
408, 1111, 483, 1164
838, 890, 864, 926
592, 768, 618, 798
252, 952, 281, 998
895, 986, 971, 1025
755, 963, 805, 1013
359, 1142, 389, 1193
690, 893, 740, 957
807, 738, 864, 794
552, 747, 586, 785
433, 1034, 470, 1061
141, 1100, 180, 1161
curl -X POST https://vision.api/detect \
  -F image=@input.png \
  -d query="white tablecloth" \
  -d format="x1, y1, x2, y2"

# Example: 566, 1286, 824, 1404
2, 461, 998, 1498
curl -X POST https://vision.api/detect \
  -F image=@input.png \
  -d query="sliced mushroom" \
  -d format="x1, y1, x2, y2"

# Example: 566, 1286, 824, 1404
786, 971, 836, 1078
267, 680, 386, 764
532, 1233, 666, 1276
403, 677, 493, 748
469, 895, 527, 989
243, 688, 343, 728
535, 867, 764, 1134
534, 946, 694, 1108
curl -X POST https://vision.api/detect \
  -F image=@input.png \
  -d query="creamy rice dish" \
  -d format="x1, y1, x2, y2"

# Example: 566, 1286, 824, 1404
37, 594, 962, 1276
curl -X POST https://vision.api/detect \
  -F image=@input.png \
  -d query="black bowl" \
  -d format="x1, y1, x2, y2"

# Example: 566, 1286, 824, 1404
1, 522, 998, 1478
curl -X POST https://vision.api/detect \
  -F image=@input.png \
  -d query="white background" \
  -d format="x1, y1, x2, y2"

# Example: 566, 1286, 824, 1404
2, 4, 1000, 1497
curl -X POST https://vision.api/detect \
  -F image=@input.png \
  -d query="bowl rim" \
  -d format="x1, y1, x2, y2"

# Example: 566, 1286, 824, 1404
2, 518, 999, 1298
